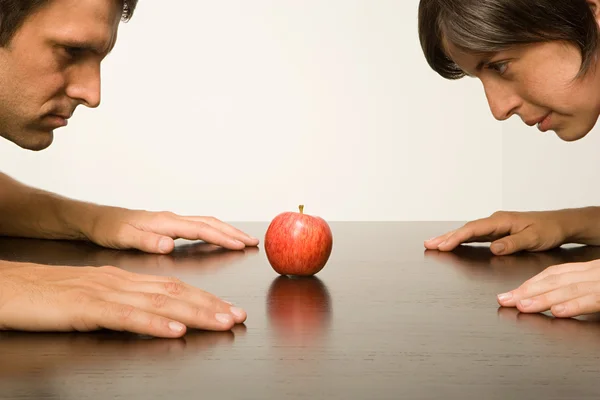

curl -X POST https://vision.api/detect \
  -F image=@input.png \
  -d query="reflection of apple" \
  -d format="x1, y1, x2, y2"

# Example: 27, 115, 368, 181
264, 205, 333, 276
266, 275, 332, 345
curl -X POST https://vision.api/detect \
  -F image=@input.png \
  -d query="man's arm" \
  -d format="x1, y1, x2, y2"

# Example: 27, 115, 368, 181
0, 172, 93, 240
0, 171, 259, 252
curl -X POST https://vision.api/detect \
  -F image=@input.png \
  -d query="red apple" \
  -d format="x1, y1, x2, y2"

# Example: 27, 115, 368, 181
264, 205, 333, 276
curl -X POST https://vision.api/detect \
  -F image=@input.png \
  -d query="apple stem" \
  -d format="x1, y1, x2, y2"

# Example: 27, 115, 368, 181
299, 205, 304, 214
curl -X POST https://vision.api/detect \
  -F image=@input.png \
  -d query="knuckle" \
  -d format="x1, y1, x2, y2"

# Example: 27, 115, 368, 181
462, 220, 477, 229
567, 283, 583, 297
97, 265, 123, 277
545, 264, 564, 275
148, 293, 169, 308
196, 221, 210, 230
72, 289, 93, 305
163, 281, 185, 296
569, 298, 582, 314
165, 276, 182, 283
502, 238, 515, 249
527, 230, 541, 244
194, 306, 208, 320
544, 273, 561, 288
158, 211, 176, 219
115, 304, 136, 321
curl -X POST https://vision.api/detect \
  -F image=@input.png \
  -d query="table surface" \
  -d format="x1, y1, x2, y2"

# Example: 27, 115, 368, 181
1, 221, 600, 399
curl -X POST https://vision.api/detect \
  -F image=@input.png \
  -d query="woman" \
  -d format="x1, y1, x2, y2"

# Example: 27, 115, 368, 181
418, 0, 600, 318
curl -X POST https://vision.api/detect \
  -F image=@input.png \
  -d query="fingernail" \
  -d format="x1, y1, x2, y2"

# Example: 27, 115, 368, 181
230, 239, 245, 247
492, 243, 506, 253
425, 237, 437, 242
230, 307, 245, 319
520, 299, 533, 307
159, 238, 171, 253
554, 304, 566, 314
497, 292, 513, 301
216, 313, 232, 324
169, 321, 185, 332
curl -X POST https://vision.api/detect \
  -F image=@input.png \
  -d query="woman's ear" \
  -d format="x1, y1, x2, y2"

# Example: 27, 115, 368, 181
588, 0, 600, 20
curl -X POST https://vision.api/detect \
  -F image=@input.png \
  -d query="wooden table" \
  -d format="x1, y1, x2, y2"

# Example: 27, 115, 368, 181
1, 221, 600, 399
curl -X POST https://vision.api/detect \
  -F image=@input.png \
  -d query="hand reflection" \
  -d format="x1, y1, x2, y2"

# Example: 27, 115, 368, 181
0, 237, 259, 274
424, 245, 600, 280
0, 328, 244, 378
266, 276, 332, 346
497, 307, 600, 346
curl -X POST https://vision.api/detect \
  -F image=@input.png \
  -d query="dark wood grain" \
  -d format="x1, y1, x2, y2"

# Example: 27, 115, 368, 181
1, 221, 600, 399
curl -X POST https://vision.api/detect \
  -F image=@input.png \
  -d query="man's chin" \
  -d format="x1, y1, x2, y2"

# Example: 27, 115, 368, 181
554, 124, 594, 142
12, 131, 54, 151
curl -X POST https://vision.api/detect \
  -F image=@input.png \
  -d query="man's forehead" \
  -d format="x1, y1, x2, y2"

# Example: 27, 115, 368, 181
29, 0, 122, 53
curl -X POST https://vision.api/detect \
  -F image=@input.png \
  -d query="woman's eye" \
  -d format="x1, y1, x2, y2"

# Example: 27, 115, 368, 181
488, 62, 509, 75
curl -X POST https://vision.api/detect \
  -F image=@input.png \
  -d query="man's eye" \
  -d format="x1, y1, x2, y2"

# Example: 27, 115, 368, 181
63, 46, 85, 57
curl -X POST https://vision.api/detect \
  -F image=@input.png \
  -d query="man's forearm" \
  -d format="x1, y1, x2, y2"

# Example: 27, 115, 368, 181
0, 173, 94, 240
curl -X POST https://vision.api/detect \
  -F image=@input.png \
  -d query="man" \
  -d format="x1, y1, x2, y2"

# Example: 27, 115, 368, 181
0, 0, 258, 338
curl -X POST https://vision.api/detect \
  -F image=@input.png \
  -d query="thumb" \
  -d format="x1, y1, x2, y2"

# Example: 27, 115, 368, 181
119, 225, 175, 254
490, 230, 536, 255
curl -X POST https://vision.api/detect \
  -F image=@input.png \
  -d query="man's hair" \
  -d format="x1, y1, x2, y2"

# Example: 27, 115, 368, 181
0, 0, 139, 46
418, 0, 599, 79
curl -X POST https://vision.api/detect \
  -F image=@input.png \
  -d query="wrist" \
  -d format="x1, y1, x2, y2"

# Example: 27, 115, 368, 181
559, 207, 600, 244
51, 194, 99, 241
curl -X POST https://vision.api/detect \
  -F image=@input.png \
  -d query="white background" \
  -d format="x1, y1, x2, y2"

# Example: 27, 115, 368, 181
1, 0, 596, 222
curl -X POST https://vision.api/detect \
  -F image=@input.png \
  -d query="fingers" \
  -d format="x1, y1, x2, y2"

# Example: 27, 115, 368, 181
488, 229, 540, 255
497, 263, 600, 318
115, 224, 175, 254
157, 218, 248, 251
93, 269, 247, 325
550, 293, 600, 318
131, 280, 247, 324
102, 290, 240, 331
424, 230, 455, 249
81, 267, 247, 334
424, 212, 549, 255
183, 216, 259, 247
425, 216, 513, 252
84, 300, 188, 338
519, 261, 596, 287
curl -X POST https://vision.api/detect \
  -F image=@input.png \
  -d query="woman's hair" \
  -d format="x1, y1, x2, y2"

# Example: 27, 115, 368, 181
418, 0, 599, 79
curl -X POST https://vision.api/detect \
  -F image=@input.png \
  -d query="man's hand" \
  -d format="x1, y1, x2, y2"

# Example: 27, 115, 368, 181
84, 206, 259, 254
424, 209, 591, 255
0, 261, 246, 337
497, 259, 600, 318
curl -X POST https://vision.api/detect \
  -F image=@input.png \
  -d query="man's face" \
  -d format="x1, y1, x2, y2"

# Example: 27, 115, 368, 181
0, 0, 122, 151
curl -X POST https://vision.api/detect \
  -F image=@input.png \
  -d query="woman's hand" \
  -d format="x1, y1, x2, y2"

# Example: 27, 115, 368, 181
425, 209, 583, 255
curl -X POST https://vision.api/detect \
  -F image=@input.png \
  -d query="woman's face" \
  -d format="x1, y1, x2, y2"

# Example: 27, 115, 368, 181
443, 39, 600, 142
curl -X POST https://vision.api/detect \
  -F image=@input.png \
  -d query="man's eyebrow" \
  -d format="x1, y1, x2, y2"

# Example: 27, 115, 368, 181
59, 39, 113, 55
